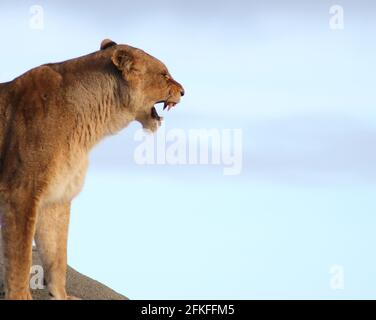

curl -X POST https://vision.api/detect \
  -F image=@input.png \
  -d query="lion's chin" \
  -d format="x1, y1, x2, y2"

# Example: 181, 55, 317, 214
140, 117, 162, 133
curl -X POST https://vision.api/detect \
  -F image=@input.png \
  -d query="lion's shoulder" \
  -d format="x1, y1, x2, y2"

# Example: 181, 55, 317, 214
12, 65, 63, 95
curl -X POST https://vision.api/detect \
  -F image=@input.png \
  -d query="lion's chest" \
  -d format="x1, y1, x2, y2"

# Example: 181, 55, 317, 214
44, 155, 88, 205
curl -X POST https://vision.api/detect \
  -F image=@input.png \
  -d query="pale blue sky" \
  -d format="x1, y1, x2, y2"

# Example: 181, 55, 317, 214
1, 0, 376, 299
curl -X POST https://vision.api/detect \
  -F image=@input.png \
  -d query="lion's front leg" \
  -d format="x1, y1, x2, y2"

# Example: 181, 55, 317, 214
34, 202, 77, 300
2, 198, 37, 300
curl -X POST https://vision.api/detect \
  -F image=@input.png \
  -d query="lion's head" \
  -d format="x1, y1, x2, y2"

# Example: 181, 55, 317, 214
101, 39, 185, 132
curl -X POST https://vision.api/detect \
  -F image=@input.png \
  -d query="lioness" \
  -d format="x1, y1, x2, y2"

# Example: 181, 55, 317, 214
0, 39, 184, 300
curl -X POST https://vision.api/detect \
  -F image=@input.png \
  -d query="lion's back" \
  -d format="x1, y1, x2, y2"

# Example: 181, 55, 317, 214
0, 66, 68, 187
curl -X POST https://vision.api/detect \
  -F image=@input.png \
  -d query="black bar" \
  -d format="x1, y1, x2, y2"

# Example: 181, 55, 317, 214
0, 300, 373, 318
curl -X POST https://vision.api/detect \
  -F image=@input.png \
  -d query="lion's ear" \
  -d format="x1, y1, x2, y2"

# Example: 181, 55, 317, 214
100, 39, 117, 50
111, 49, 133, 74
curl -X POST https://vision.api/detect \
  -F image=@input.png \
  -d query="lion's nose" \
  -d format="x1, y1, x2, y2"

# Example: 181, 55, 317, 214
180, 88, 185, 97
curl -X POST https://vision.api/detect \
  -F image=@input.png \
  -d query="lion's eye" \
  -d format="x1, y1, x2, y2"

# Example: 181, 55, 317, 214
163, 74, 170, 80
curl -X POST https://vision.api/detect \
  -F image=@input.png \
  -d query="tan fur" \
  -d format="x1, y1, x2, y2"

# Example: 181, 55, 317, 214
0, 40, 184, 300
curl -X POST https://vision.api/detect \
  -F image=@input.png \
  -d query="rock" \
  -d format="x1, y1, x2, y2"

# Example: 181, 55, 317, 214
0, 241, 128, 300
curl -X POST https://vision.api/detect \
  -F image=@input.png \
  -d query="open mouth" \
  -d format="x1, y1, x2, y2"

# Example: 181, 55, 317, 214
151, 101, 177, 121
